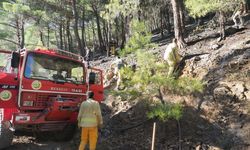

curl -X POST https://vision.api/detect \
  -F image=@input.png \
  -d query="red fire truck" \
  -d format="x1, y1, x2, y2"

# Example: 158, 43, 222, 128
0, 48, 104, 149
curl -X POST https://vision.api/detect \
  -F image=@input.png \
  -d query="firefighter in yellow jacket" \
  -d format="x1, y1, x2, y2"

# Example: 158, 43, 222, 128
78, 91, 103, 150
163, 38, 181, 76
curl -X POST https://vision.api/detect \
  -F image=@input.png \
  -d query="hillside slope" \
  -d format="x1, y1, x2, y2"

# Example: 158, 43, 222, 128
5, 25, 250, 150
95, 26, 250, 150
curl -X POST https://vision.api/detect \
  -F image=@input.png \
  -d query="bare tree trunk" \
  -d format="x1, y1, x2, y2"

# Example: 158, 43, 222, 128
72, 0, 84, 56
243, 0, 248, 13
81, 9, 86, 49
121, 15, 126, 49
171, 0, 186, 48
39, 30, 44, 46
16, 18, 21, 49
219, 11, 225, 40
63, 24, 68, 51
92, 21, 97, 47
59, 22, 63, 49
115, 19, 119, 45
179, 0, 185, 34
165, 7, 171, 33
55, 31, 59, 48
66, 18, 72, 51
47, 25, 50, 48
124, 16, 131, 46
20, 20, 25, 49
160, 7, 164, 38
102, 20, 108, 48
92, 5, 104, 52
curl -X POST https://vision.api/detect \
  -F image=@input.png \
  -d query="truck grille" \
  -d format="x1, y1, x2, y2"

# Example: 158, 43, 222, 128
36, 94, 50, 107
35, 94, 79, 107
22, 92, 80, 109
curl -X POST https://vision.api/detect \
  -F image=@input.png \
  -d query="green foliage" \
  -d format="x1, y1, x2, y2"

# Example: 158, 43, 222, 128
147, 103, 182, 121
2, 2, 30, 14
161, 76, 204, 95
101, 0, 140, 22
111, 88, 141, 101
118, 51, 204, 99
120, 20, 153, 56
185, 0, 241, 18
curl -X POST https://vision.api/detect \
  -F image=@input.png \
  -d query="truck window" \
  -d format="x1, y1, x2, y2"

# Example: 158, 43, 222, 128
0, 53, 13, 73
24, 53, 85, 84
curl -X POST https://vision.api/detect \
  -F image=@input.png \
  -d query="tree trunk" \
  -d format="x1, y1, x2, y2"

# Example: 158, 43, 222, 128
63, 24, 68, 51
115, 19, 119, 46
124, 16, 131, 47
164, 6, 171, 33
39, 30, 44, 46
66, 18, 72, 51
20, 20, 25, 49
55, 31, 59, 48
219, 11, 225, 40
160, 7, 164, 38
81, 10, 86, 49
121, 15, 126, 49
92, 21, 97, 48
16, 18, 21, 49
59, 22, 63, 49
92, 5, 104, 52
243, 0, 248, 13
72, 0, 84, 56
47, 25, 50, 48
179, 0, 185, 34
171, 0, 186, 48
102, 20, 108, 48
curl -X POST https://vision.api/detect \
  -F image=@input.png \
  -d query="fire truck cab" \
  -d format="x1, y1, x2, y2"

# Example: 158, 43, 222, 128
0, 48, 104, 149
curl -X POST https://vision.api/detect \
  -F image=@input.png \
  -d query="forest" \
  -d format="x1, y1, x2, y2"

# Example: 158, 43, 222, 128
0, 0, 248, 55
0, 0, 250, 150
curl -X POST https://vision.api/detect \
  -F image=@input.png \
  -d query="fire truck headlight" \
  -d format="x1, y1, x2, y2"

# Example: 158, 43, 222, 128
23, 101, 34, 107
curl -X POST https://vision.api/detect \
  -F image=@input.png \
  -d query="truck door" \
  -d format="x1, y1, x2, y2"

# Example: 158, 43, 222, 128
88, 68, 104, 102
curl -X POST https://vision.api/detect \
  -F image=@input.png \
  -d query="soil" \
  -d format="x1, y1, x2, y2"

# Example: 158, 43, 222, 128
4, 21, 250, 150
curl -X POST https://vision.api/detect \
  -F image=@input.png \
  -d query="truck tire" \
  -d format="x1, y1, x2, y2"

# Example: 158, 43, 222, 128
53, 124, 76, 141
35, 124, 76, 142
0, 122, 14, 149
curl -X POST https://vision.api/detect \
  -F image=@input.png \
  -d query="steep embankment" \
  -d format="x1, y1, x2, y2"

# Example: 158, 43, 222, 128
5, 26, 250, 150
96, 27, 250, 150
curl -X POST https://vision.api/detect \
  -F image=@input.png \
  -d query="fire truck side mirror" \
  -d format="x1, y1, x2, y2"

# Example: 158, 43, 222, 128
11, 52, 20, 68
89, 72, 96, 84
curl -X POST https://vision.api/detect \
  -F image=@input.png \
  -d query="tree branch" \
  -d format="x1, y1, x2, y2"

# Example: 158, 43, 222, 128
0, 38, 20, 46
0, 22, 17, 29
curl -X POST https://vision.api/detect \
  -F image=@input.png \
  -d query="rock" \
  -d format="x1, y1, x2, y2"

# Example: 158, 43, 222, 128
208, 146, 222, 150
231, 82, 246, 100
245, 91, 250, 101
194, 56, 201, 61
213, 86, 232, 100
210, 44, 220, 50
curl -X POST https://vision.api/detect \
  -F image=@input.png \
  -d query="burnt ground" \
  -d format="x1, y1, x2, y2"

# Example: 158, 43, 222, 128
5, 21, 250, 150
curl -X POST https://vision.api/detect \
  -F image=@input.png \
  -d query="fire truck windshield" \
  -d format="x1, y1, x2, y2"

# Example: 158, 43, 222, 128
24, 52, 85, 84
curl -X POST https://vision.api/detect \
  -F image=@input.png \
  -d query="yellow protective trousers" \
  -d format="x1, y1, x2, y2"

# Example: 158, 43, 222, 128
79, 127, 98, 150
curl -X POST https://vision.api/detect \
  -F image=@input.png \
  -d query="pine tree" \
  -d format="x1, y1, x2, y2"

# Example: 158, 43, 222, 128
185, 0, 242, 39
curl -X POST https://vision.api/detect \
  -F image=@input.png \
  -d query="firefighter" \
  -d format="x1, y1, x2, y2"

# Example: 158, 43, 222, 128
110, 56, 125, 90
163, 38, 181, 76
78, 91, 103, 150
232, 2, 245, 28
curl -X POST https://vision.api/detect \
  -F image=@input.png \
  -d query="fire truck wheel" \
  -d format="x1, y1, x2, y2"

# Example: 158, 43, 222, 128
53, 124, 76, 141
0, 123, 14, 149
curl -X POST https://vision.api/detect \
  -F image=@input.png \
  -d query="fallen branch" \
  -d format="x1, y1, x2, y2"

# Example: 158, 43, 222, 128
117, 119, 152, 132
